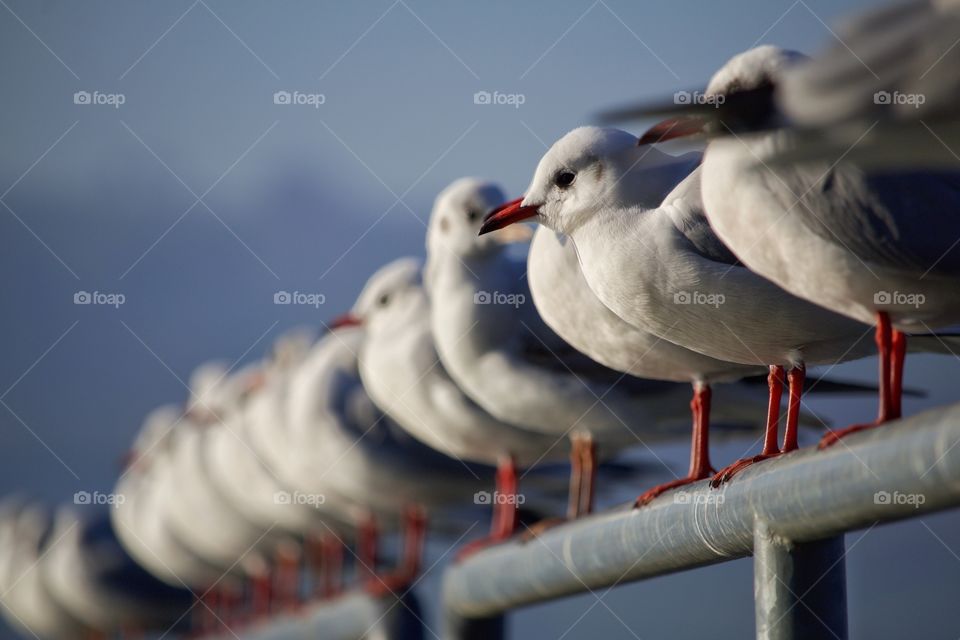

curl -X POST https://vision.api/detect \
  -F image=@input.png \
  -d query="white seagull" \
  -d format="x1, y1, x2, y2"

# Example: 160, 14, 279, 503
525, 225, 824, 501
479, 127, 886, 485
627, 46, 960, 447
278, 322, 486, 591
40, 506, 194, 634
113, 405, 240, 591
0, 503, 93, 640
429, 178, 743, 509
348, 258, 567, 544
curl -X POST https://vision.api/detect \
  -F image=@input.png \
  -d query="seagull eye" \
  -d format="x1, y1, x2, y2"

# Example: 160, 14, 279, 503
555, 171, 576, 188
466, 209, 480, 221
378, 294, 390, 307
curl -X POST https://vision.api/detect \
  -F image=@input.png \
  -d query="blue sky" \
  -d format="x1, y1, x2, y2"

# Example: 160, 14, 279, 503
2, 1, 960, 638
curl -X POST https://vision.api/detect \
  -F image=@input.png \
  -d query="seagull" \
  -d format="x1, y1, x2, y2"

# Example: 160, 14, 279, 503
0, 503, 93, 640
40, 506, 194, 635
479, 126, 886, 485
113, 405, 242, 591
615, 45, 960, 447
599, 0, 960, 170
429, 178, 742, 510
160, 408, 275, 585
347, 257, 567, 546
525, 225, 814, 501
278, 322, 485, 592
775, 0, 960, 168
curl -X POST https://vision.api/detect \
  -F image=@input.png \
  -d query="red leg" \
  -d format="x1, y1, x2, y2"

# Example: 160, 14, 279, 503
566, 434, 584, 521
275, 545, 301, 611
820, 312, 900, 448
357, 514, 379, 584
578, 434, 597, 517
566, 433, 597, 519
494, 455, 518, 538
456, 455, 518, 560
889, 330, 907, 420
249, 572, 272, 619
636, 383, 714, 506
321, 534, 344, 598
711, 366, 786, 487
305, 534, 324, 599
366, 505, 428, 596
782, 364, 804, 453
199, 589, 219, 633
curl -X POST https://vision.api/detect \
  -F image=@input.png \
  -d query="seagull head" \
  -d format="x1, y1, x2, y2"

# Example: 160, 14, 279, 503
637, 46, 806, 144
427, 177, 527, 259
348, 257, 423, 333
480, 126, 644, 236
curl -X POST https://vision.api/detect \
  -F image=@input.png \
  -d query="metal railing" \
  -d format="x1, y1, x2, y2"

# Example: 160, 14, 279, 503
231, 401, 960, 640
442, 401, 960, 639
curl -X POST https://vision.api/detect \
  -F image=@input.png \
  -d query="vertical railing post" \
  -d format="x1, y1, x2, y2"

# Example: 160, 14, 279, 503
754, 520, 847, 640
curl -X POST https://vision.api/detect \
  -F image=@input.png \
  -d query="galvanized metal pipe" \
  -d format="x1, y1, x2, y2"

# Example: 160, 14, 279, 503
753, 522, 846, 640
443, 402, 960, 622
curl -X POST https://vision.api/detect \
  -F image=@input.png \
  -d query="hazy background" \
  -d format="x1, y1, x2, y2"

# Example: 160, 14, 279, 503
1, 0, 959, 638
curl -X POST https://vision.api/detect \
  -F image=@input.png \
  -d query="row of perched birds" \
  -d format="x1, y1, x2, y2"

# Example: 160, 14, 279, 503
4, 0, 960, 637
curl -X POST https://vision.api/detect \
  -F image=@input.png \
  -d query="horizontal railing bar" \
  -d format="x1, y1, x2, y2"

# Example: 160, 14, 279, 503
443, 402, 960, 619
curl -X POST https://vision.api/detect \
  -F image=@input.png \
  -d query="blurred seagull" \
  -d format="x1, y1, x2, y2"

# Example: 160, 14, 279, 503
610, 45, 960, 446
429, 178, 733, 509
347, 258, 566, 547
279, 322, 485, 591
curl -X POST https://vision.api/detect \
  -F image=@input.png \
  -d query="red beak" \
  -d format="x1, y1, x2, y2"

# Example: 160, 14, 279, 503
119, 450, 138, 471
329, 314, 362, 330
638, 116, 708, 145
479, 197, 540, 236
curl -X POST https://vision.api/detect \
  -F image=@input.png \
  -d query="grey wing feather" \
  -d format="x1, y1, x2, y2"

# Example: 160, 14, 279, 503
778, 163, 960, 275
665, 169, 741, 266
781, 0, 960, 126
